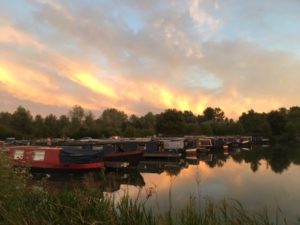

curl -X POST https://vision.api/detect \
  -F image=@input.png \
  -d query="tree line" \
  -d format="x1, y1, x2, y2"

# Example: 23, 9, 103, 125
0, 105, 300, 142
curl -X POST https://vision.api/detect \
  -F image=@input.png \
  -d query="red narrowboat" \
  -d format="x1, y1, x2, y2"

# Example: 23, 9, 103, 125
6, 146, 105, 171
5, 145, 144, 171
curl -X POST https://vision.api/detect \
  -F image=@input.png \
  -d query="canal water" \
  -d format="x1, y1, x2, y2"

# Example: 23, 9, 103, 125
31, 145, 300, 223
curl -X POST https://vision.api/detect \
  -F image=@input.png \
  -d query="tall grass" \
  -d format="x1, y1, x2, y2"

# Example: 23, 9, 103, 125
0, 152, 294, 225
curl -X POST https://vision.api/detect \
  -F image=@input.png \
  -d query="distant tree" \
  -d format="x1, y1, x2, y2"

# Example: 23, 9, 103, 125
239, 110, 271, 136
0, 112, 12, 126
156, 109, 184, 136
57, 115, 69, 138
83, 111, 99, 137
101, 108, 128, 136
139, 112, 156, 136
44, 114, 58, 137
199, 122, 213, 135
283, 106, 300, 141
10, 106, 33, 138
214, 107, 225, 121
33, 115, 45, 138
267, 110, 287, 136
203, 107, 215, 121
69, 105, 85, 125
0, 112, 15, 138
182, 110, 199, 134
203, 107, 225, 121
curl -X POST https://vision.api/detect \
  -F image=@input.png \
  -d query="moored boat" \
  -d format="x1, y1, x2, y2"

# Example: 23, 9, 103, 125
48, 142, 144, 169
6, 146, 105, 171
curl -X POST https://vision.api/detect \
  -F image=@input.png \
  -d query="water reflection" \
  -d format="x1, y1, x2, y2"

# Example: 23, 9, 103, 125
29, 145, 300, 191
138, 158, 188, 176
29, 169, 145, 192
221, 145, 300, 173
26, 145, 300, 223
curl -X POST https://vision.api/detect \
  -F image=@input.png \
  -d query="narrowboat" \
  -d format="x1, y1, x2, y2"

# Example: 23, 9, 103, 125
184, 138, 198, 156
50, 141, 144, 169
6, 146, 105, 171
6, 144, 144, 170
111, 139, 182, 158
197, 137, 213, 152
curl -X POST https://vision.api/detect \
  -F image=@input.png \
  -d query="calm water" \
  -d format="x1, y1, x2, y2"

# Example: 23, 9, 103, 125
31, 145, 300, 223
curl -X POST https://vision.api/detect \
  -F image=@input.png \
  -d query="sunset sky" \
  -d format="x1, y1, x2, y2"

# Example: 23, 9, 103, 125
0, 0, 300, 118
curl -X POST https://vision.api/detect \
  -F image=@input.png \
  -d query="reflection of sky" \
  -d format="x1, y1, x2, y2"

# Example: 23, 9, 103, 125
1, 1, 300, 117
113, 158, 300, 223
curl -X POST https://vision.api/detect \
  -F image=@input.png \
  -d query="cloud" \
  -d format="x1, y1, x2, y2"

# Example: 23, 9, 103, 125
0, 0, 299, 118
189, 0, 220, 31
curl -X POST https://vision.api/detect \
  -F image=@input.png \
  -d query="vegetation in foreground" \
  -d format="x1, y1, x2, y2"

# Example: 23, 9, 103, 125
1, 105, 300, 143
0, 152, 296, 225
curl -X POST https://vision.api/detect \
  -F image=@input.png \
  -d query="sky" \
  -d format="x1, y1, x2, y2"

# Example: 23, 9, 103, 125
0, 0, 300, 119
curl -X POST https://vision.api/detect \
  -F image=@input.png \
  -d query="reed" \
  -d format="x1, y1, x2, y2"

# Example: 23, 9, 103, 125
0, 153, 294, 225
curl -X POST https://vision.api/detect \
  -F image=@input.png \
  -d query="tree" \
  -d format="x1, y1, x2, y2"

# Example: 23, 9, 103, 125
101, 108, 128, 136
267, 110, 287, 136
182, 110, 199, 135
203, 107, 225, 121
139, 112, 156, 136
67, 105, 86, 138
10, 106, 33, 138
214, 107, 225, 121
57, 115, 69, 138
239, 110, 271, 136
156, 109, 184, 136
44, 114, 59, 137
203, 107, 215, 121
33, 115, 45, 138
69, 105, 85, 125
0, 112, 12, 126
83, 111, 99, 137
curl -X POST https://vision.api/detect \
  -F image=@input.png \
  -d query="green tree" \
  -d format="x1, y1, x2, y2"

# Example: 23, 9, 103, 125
33, 115, 45, 138
267, 110, 287, 136
101, 108, 128, 137
156, 109, 184, 136
10, 106, 33, 138
203, 107, 225, 121
239, 110, 271, 136
57, 115, 70, 138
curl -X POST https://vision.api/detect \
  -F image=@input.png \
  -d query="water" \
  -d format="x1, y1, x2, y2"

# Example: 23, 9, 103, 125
31, 145, 300, 223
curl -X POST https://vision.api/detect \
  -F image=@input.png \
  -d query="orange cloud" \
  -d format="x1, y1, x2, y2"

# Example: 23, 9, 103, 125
0, 26, 44, 50
72, 72, 118, 100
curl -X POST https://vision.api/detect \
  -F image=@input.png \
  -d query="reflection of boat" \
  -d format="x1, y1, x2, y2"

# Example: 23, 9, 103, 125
28, 169, 145, 192
198, 153, 213, 162
138, 158, 187, 176
103, 150, 144, 168
185, 156, 199, 165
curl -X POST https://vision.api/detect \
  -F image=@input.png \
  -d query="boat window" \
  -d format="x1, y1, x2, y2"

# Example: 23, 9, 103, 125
93, 146, 103, 151
33, 151, 45, 161
138, 144, 146, 150
14, 150, 24, 160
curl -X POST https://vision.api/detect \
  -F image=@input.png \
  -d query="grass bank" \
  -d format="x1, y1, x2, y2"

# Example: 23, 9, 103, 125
0, 152, 296, 225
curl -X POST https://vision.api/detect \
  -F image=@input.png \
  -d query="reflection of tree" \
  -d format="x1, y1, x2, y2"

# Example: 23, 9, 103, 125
231, 153, 243, 164
205, 153, 229, 168
204, 145, 300, 174
250, 162, 260, 172
243, 149, 264, 173
267, 147, 291, 174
